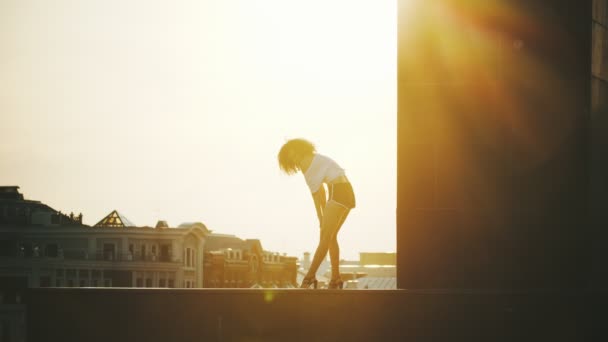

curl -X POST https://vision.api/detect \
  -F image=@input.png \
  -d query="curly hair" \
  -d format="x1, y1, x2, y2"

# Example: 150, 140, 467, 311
277, 138, 316, 174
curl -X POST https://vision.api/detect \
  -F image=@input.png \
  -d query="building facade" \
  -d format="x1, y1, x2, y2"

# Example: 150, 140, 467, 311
1, 186, 298, 291
203, 234, 298, 288
0, 187, 208, 290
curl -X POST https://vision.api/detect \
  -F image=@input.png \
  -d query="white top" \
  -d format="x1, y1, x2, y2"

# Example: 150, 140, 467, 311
303, 153, 345, 193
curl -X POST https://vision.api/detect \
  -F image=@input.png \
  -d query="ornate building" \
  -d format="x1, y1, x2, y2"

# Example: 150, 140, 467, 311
0, 186, 208, 290
203, 234, 298, 288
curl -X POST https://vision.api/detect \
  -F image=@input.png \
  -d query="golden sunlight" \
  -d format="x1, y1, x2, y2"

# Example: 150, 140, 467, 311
0, 0, 397, 261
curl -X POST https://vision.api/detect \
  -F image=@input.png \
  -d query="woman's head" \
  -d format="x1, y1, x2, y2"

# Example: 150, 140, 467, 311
277, 138, 316, 174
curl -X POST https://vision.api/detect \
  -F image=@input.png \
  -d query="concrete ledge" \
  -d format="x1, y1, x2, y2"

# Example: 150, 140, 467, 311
24, 288, 608, 341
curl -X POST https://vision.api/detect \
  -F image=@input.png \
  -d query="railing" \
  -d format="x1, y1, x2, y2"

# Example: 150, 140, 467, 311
4, 251, 176, 263
95, 252, 174, 262
130, 252, 173, 262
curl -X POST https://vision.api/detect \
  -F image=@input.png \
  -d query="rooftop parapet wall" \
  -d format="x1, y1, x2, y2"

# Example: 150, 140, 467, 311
22, 288, 608, 342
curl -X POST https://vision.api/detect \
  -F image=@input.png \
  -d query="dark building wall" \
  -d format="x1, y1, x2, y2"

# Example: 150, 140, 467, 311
0, 277, 28, 292
590, 0, 608, 288
397, 0, 592, 289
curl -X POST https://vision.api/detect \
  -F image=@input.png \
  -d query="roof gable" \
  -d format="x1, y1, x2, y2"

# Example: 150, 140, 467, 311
94, 210, 135, 228
204, 234, 245, 251
244, 239, 263, 254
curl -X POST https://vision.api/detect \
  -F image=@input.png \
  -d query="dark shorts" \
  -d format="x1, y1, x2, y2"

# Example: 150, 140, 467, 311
328, 182, 356, 209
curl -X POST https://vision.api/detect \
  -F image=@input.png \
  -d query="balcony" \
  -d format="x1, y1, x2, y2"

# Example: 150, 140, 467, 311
95, 252, 173, 262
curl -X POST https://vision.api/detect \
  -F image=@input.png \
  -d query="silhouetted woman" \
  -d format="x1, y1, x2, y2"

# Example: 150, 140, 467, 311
278, 138, 356, 289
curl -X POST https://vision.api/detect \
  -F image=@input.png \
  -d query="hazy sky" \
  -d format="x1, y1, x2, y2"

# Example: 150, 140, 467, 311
0, 0, 396, 260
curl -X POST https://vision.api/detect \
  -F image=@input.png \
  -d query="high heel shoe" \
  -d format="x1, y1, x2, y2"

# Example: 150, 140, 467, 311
300, 277, 318, 289
328, 278, 344, 289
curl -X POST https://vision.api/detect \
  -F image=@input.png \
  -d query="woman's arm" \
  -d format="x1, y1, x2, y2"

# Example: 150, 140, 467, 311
312, 185, 327, 226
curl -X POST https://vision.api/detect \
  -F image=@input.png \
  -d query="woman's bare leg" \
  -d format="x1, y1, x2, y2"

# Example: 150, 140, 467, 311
305, 202, 349, 281
329, 208, 349, 280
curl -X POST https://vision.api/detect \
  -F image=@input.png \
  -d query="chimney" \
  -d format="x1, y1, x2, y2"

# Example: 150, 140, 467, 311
0, 186, 24, 200
303, 252, 311, 270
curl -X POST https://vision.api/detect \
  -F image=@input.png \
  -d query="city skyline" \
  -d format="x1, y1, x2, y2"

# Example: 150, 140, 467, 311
2, 184, 392, 261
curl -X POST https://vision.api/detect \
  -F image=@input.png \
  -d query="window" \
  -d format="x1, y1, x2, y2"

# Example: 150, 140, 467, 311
40, 276, 51, 287
145, 278, 152, 287
160, 244, 170, 262
103, 243, 115, 261
168, 279, 175, 288
19, 242, 32, 257
63, 249, 86, 260
151, 245, 158, 261
0, 240, 15, 257
185, 248, 195, 267
45, 243, 58, 257
250, 256, 259, 273
159, 279, 166, 287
